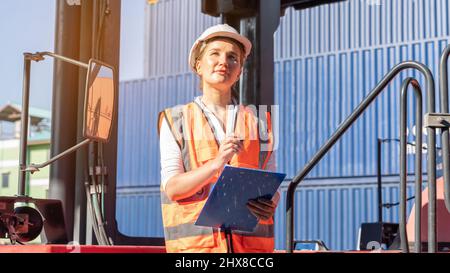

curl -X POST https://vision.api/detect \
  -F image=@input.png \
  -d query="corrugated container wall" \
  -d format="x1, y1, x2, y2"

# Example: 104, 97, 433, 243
116, 0, 449, 250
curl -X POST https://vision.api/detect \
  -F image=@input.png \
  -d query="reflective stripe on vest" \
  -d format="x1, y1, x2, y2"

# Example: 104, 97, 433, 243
159, 102, 274, 253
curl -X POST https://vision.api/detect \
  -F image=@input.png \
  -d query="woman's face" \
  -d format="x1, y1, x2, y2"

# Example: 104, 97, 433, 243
195, 38, 243, 91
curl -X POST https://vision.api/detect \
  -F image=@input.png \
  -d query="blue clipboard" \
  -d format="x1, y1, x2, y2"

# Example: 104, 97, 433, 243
195, 165, 286, 232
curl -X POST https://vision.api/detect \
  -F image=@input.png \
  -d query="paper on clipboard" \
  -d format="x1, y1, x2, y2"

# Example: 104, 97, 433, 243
195, 165, 286, 232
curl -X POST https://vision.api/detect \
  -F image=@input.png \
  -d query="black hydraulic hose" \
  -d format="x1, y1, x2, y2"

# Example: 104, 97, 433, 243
90, 142, 110, 245
285, 61, 436, 253
84, 179, 102, 244
84, 145, 103, 245
91, 187, 110, 245
399, 78, 423, 253
88, 0, 111, 246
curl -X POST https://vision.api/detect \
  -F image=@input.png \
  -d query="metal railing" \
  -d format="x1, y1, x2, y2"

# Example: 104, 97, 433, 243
399, 78, 422, 253
285, 61, 437, 253
438, 45, 450, 214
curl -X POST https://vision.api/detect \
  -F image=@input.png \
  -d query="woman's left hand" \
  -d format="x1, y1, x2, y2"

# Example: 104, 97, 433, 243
246, 198, 277, 221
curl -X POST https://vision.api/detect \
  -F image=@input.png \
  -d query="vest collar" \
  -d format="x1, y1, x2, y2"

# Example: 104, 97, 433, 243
194, 96, 239, 145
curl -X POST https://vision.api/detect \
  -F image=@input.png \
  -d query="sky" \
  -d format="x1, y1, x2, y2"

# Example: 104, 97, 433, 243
0, 0, 146, 111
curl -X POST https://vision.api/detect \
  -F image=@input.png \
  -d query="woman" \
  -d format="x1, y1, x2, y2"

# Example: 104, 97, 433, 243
158, 24, 279, 253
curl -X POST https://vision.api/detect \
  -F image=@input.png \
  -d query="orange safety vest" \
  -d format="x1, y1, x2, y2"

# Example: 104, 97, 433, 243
158, 101, 275, 253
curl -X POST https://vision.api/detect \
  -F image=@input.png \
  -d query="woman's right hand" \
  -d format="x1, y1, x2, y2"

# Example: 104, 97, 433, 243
213, 135, 243, 169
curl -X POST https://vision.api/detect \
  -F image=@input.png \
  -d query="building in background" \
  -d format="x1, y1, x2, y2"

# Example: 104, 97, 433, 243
0, 104, 51, 199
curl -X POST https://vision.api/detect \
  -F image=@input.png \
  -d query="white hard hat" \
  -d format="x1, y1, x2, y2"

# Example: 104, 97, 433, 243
188, 24, 252, 72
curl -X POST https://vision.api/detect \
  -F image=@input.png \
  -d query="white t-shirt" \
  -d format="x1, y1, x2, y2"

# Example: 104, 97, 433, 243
159, 96, 276, 191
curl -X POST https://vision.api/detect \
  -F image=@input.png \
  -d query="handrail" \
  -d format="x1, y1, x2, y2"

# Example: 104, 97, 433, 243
285, 61, 437, 253
399, 78, 422, 253
438, 45, 450, 214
